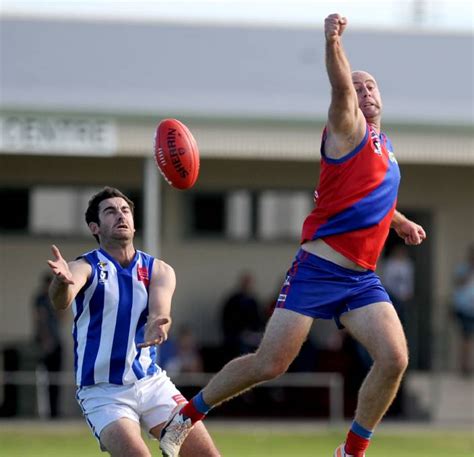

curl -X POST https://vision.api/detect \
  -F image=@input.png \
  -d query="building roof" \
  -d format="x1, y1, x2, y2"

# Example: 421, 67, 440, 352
1, 16, 473, 126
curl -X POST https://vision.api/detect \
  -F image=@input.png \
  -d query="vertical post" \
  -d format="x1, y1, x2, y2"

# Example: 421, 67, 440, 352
143, 156, 161, 258
329, 373, 344, 424
35, 367, 49, 419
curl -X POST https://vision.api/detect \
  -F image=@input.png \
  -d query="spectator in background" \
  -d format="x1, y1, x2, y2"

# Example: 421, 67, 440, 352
221, 272, 264, 360
32, 272, 63, 418
381, 243, 415, 324
452, 244, 474, 376
161, 325, 204, 375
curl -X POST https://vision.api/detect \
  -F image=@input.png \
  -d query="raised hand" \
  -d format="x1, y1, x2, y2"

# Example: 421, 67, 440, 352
325, 13, 347, 42
137, 315, 171, 348
47, 244, 75, 285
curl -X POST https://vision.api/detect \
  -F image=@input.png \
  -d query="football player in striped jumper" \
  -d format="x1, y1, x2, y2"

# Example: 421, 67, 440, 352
158, 14, 426, 457
47, 187, 220, 457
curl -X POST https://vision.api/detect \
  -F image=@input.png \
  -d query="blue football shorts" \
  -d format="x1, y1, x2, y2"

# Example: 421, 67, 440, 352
275, 248, 392, 328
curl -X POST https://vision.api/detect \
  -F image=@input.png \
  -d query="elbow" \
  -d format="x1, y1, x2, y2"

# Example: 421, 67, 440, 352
331, 85, 353, 97
50, 295, 72, 311
52, 301, 70, 311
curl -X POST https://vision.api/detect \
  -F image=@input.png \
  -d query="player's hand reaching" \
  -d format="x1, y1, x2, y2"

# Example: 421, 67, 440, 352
138, 315, 172, 348
47, 244, 75, 285
394, 219, 427, 246
325, 13, 347, 42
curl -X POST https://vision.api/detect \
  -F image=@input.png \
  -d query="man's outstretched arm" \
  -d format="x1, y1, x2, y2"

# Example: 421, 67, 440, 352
324, 13, 366, 158
138, 259, 176, 348
47, 244, 90, 310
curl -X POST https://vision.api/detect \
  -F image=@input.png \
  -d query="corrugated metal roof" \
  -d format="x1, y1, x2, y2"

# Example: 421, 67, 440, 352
1, 17, 472, 125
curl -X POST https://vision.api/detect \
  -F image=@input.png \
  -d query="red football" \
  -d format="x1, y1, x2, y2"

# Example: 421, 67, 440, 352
154, 119, 200, 190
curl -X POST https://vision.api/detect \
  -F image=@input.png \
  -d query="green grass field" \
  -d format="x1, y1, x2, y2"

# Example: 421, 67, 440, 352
0, 421, 472, 456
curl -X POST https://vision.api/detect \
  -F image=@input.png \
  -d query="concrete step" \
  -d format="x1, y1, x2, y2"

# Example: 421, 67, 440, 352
405, 371, 474, 423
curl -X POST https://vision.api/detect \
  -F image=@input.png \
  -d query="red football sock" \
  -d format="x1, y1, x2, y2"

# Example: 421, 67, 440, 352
345, 430, 371, 456
180, 400, 206, 424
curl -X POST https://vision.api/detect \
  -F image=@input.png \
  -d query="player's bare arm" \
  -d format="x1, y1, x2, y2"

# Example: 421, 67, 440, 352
138, 259, 176, 348
324, 13, 366, 159
47, 244, 91, 310
391, 210, 427, 246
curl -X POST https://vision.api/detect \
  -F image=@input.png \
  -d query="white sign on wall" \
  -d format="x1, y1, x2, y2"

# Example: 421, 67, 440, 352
0, 115, 118, 155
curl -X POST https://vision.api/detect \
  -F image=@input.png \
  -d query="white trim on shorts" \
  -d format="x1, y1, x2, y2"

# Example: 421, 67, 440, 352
76, 371, 187, 451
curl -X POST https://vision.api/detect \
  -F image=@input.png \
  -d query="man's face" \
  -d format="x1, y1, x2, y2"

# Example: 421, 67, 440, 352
92, 197, 135, 243
352, 71, 382, 121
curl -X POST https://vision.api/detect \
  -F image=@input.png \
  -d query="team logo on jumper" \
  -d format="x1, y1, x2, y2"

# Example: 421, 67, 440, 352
97, 261, 108, 283
313, 190, 319, 204
137, 266, 149, 287
370, 129, 382, 155
277, 294, 287, 303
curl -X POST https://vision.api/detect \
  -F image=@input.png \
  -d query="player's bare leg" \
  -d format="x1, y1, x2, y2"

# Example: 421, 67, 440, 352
151, 421, 220, 456
202, 308, 313, 406
159, 309, 313, 456
100, 418, 152, 457
340, 302, 408, 429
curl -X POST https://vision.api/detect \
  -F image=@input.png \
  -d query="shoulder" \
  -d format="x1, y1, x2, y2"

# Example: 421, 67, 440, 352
69, 257, 92, 276
151, 259, 176, 281
325, 105, 367, 160
149, 259, 176, 293
323, 121, 369, 162
381, 132, 394, 150
62, 257, 93, 294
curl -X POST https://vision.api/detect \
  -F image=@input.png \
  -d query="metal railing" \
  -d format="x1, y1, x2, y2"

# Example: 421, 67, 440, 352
0, 370, 344, 422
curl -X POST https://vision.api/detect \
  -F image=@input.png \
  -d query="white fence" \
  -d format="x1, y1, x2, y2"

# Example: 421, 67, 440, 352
0, 370, 344, 422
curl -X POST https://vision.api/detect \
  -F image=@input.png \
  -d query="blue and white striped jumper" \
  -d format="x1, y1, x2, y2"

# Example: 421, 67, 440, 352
72, 248, 159, 387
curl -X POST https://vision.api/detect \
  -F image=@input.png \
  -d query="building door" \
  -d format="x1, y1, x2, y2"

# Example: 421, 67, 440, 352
382, 209, 433, 370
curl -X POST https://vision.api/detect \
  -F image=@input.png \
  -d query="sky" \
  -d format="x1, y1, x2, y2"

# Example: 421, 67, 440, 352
2, 0, 473, 31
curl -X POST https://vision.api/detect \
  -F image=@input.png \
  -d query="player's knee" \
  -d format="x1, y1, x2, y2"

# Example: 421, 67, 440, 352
103, 441, 151, 457
378, 349, 408, 377
254, 354, 290, 380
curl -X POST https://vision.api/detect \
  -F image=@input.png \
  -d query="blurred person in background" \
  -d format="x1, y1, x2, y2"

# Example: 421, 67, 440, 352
158, 14, 426, 457
221, 272, 264, 360
381, 244, 415, 324
32, 271, 64, 418
452, 243, 474, 376
47, 187, 220, 457
160, 325, 204, 375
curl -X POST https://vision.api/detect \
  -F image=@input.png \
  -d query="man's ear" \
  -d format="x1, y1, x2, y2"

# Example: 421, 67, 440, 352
89, 222, 100, 236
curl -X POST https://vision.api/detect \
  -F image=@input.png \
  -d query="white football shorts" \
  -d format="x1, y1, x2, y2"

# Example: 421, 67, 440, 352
76, 371, 186, 450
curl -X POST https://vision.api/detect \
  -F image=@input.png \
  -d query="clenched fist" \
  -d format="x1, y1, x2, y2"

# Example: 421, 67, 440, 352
325, 13, 347, 42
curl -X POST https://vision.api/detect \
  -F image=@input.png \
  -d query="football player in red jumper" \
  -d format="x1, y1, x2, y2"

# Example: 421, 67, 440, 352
157, 13, 426, 457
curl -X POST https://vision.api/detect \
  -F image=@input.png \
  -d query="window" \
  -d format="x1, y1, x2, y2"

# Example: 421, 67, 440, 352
188, 189, 312, 241
189, 191, 253, 239
225, 191, 253, 240
30, 187, 80, 235
0, 186, 142, 236
0, 188, 29, 231
257, 191, 312, 240
190, 193, 226, 235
